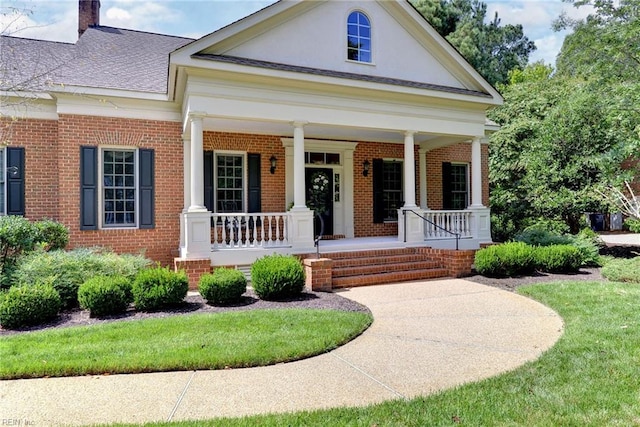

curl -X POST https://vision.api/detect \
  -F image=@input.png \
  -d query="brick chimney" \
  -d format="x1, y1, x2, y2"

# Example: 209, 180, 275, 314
78, 0, 100, 38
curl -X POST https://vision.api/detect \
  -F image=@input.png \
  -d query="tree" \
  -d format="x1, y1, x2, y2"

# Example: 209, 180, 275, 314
411, 0, 536, 86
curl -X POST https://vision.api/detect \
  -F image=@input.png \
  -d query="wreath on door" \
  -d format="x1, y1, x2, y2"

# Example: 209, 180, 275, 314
307, 171, 330, 215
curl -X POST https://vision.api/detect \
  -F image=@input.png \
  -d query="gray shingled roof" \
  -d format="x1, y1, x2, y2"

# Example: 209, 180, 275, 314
1, 27, 193, 94
193, 53, 492, 98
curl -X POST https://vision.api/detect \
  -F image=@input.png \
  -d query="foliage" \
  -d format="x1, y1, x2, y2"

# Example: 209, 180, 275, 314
132, 267, 188, 311
198, 268, 247, 305
488, 57, 636, 236
13, 248, 151, 309
601, 256, 640, 283
515, 227, 571, 247
78, 276, 133, 317
625, 217, 640, 233
474, 242, 536, 277
567, 228, 604, 266
0, 283, 61, 329
251, 254, 305, 300
0, 216, 37, 289
533, 244, 582, 273
410, 0, 536, 86
34, 219, 69, 251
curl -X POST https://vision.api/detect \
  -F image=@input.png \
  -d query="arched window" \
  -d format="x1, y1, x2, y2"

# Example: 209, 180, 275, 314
347, 11, 371, 63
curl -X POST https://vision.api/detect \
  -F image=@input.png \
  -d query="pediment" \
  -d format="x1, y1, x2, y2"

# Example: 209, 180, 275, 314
171, 0, 501, 102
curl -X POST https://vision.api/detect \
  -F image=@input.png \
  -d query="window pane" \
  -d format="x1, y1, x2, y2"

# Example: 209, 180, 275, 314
348, 12, 358, 24
103, 149, 136, 227
346, 11, 371, 63
216, 154, 244, 213
326, 153, 340, 165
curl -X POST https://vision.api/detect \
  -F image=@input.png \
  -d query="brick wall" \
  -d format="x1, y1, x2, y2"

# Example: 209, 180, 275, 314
57, 115, 183, 265
1, 118, 59, 219
426, 142, 489, 209
3, 118, 489, 266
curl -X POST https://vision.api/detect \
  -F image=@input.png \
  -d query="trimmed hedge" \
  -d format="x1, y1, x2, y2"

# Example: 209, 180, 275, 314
132, 267, 189, 311
251, 254, 305, 300
0, 283, 62, 329
78, 276, 133, 317
199, 268, 246, 305
534, 244, 582, 273
474, 242, 537, 277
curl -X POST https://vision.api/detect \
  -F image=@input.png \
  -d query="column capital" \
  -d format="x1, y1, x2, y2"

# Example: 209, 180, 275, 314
291, 120, 308, 128
404, 130, 418, 138
188, 111, 207, 121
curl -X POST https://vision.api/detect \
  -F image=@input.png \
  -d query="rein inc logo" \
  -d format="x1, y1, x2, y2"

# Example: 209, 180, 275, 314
2, 420, 35, 426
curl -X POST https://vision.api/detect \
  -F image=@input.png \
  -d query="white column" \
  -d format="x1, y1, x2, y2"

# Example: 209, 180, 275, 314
292, 121, 307, 209
189, 113, 206, 212
418, 146, 428, 209
403, 131, 417, 208
182, 134, 191, 212
470, 136, 484, 208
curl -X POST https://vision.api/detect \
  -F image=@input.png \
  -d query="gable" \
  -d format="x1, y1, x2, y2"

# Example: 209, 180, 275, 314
185, 0, 494, 96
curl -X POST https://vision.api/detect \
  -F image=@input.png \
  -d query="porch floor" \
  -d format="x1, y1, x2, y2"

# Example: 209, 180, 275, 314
311, 236, 419, 254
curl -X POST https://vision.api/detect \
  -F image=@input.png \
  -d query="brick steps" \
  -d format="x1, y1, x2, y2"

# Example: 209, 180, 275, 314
328, 248, 449, 289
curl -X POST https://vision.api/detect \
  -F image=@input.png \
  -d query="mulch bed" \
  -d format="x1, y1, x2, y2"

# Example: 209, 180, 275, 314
5, 244, 636, 336
0, 289, 370, 336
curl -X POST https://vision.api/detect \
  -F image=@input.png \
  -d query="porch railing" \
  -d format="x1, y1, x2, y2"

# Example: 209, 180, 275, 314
211, 212, 291, 250
422, 210, 472, 240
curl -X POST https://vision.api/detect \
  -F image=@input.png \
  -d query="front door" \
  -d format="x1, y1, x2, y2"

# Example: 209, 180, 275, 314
305, 167, 333, 236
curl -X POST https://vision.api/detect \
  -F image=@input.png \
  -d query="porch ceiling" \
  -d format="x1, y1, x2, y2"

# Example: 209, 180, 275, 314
200, 116, 465, 146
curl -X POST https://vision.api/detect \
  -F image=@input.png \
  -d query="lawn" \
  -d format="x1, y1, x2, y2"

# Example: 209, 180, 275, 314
0, 309, 372, 379
112, 280, 640, 426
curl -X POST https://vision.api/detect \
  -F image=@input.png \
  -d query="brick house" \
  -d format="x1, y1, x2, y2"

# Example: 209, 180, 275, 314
1, 0, 502, 287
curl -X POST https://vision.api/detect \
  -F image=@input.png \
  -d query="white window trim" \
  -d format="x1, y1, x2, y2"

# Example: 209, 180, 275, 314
345, 9, 375, 65
98, 146, 139, 229
213, 150, 247, 214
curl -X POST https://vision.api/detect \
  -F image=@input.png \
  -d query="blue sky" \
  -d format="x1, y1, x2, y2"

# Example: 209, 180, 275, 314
2, 0, 593, 65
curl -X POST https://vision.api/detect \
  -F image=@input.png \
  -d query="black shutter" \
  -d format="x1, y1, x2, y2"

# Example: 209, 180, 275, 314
80, 146, 98, 230
372, 158, 384, 223
442, 162, 453, 210
6, 147, 25, 216
139, 149, 154, 229
203, 151, 214, 212
247, 153, 261, 213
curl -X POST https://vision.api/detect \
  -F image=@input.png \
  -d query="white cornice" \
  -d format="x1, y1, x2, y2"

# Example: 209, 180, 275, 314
55, 93, 181, 122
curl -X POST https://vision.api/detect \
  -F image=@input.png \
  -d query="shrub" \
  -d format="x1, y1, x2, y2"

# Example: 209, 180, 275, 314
251, 254, 305, 300
199, 268, 246, 305
601, 257, 640, 283
132, 267, 188, 311
534, 245, 583, 273
567, 228, 604, 267
78, 276, 133, 317
625, 217, 640, 233
34, 219, 69, 251
13, 248, 151, 309
0, 283, 61, 329
474, 242, 537, 277
0, 216, 38, 289
515, 227, 570, 247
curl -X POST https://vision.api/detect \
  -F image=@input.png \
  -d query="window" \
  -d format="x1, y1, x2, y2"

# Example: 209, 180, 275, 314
216, 153, 244, 212
347, 11, 371, 63
442, 163, 468, 210
373, 159, 403, 223
80, 146, 154, 230
102, 149, 137, 227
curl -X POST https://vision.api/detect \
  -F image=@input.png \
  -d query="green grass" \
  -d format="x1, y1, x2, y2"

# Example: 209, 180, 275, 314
114, 280, 640, 426
601, 256, 640, 283
0, 309, 372, 379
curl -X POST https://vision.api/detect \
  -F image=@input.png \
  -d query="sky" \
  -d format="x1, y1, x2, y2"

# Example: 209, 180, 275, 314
1, 0, 594, 66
